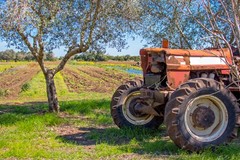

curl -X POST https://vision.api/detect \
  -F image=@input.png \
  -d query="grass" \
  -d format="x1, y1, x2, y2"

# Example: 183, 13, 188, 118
21, 82, 31, 92
19, 71, 47, 100
1, 100, 240, 159
0, 89, 7, 97
1, 61, 240, 159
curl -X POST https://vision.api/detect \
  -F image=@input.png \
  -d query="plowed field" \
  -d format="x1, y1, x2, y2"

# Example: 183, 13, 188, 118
0, 62, 141, 103
63, 66, 132, 93
0, 63, 40, 100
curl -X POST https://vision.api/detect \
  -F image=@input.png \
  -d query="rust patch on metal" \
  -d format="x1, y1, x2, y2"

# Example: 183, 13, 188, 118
184, 56, 190, 65
167, 71, 190, 89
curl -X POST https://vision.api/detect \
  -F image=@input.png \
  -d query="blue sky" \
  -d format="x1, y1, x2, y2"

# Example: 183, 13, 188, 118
0, 37, 148, 57
106, 37, 147, 56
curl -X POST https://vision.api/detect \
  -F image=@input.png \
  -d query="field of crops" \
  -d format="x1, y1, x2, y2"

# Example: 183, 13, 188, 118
0, 61, 140, 103
0, 61, 240, 159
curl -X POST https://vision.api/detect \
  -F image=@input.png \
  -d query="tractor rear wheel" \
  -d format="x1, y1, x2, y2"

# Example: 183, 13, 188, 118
111, 80, 164, 129
165, 78, 239, 151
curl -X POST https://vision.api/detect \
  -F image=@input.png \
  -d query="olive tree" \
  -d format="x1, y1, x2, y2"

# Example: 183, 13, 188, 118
179, 0, 238, 49
0, 0, 141, 112
139, 0, 239, 50
138, 0, 205, 49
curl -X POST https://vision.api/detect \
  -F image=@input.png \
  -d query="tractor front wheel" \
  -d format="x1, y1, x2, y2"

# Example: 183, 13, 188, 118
111, 80, 164, 129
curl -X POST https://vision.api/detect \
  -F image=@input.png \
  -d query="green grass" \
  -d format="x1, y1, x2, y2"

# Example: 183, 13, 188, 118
0, 89, 7, 97
1, 100, 240, 159
0, 112, 67, 159
21, 82, 31, 92
18, 71, 47, 102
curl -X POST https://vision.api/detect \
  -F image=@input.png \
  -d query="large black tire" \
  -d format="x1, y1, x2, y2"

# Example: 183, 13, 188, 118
111, 80, 164, 129
165, 78, 239, 151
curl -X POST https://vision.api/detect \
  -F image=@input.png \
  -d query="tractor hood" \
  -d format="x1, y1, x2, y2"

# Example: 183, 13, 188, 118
140, 48, 232, 89
140, 48, 232, 73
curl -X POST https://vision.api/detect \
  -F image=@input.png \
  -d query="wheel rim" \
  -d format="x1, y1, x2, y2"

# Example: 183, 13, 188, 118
122, 91, 154, 125
184, 95, 228, 142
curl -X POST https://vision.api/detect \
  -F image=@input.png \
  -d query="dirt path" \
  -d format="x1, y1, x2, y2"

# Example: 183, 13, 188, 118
0, 63, 40, 100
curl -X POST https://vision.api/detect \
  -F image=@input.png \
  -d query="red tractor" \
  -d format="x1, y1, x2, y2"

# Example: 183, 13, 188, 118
111, 42, 240, 151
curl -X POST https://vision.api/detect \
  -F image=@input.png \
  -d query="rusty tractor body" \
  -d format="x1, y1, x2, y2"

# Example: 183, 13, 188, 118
111, 44, 240, 151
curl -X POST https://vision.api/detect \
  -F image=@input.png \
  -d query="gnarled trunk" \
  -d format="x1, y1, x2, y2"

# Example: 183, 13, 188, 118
45, 69, 60, 112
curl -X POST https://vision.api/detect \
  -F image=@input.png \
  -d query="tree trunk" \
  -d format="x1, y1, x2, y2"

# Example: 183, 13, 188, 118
45, 69, 60, 112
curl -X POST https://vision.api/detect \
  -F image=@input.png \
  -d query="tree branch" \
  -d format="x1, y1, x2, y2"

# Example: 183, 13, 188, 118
231, 0, 240, 51
16, 28, 36, 57
87, 0, 101, 46
175, 20, 192, 49
17, 28, 46, 73
80, 2, 95, 46
53, 45, 89, 74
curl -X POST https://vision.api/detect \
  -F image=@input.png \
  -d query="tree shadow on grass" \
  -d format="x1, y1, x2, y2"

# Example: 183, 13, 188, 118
0, 102, 49, 125
0, 100, 185, 157
0, 101, 48, 115
0, 99, 110, 116
0, 98, 109, 113
57, 126, 181, 156
56, 126, 240, 158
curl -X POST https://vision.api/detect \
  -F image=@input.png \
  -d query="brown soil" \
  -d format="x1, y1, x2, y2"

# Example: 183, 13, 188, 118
77, 66, 130, 84
0, 63, 40, 100
62, 66, 140, 93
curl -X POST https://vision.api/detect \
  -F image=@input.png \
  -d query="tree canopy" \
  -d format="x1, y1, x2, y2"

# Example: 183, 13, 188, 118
139, 0, 239, 50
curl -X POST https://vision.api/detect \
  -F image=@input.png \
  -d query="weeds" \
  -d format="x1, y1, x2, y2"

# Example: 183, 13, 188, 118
21, 83, 31, 92
0, 89, 8, 97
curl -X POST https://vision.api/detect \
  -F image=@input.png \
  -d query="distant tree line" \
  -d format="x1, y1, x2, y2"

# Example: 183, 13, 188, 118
0, 49, 56, 61
73, 52, 140, 61
0, 49, 140, 62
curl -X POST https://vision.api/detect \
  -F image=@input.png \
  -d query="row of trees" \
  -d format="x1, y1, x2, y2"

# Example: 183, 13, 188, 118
0, 49, 56, 61
0, 0, 239, 112
0, 49, 140, 62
